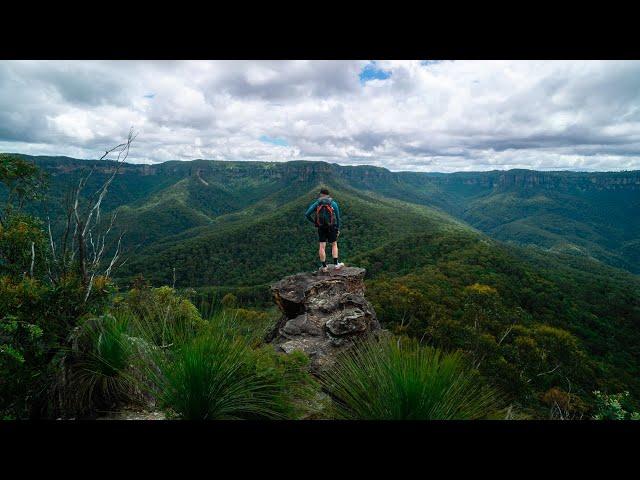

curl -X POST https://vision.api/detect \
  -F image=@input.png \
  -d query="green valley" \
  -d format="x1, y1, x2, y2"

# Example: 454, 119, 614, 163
2, 153, 639, 419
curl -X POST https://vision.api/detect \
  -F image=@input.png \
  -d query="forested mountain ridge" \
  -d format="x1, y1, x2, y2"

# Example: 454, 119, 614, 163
3, 153, 640, 417
394, 169, 640, 273
16, 154, 640, 274
120, 182, 472, 286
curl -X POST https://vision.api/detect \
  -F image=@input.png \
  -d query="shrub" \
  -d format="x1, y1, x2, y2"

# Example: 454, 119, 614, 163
0, 214, 47, 279
592, 391, 640, 420
0, 273, 113, 418
540, 387, 588, 419
221, 293, 237, 309
148, 327, 294, 420
0, 311, 44, 418
54, 313, 145, 416
120, 285, 205, 347
208, 307, 278, 347
252, 346, 320, 419
321, 336, 501, 420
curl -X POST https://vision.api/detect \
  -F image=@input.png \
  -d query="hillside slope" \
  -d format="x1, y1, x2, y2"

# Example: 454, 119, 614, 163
395, 170, 640, 273
120, 183, 472, 286
354, 231, 640, 406
4, 153, 639, 414
16, 155, 640, 273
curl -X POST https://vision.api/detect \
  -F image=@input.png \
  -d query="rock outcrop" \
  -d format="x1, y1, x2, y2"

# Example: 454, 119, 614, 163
267, 266, 380, 371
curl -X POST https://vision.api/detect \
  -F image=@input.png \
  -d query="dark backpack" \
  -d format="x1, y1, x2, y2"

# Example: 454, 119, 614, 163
315, 197, 335, 227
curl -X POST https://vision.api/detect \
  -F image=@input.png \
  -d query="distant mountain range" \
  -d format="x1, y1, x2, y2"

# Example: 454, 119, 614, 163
20, 154, 640, 277
7, 153, 640, 412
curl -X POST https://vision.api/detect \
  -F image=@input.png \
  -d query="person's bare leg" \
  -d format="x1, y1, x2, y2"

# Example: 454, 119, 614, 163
332, 241, 344, 269
319, 242, 326, 263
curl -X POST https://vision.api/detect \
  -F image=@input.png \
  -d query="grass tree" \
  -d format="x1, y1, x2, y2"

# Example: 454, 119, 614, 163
56, 313, 143, 416
321, 336, 501, 420
148, 327, 297, 420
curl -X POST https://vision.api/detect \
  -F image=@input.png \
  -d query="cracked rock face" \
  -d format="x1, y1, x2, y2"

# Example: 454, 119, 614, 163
266, 266, 380, 371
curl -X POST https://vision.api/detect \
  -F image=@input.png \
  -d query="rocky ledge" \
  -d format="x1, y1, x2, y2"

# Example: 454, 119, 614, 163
266, 266, 380, 371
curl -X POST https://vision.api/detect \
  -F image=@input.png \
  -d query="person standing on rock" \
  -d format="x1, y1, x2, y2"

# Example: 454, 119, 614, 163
305, 188, 344, 273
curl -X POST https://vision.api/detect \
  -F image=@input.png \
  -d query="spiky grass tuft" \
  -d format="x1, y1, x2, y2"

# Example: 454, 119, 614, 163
58, 313, 143, 416
321, 337, 500, 420
148, 328, 285, 419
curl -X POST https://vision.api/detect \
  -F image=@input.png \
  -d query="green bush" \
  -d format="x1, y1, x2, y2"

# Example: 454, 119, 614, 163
321, 336, 501, 420
592, 391, 640, 420
0, 273, 113, 418
148, 327, 293, 420
0, 214, 47, 279
207, 307, 278, 348
53, 313, 146, 417
252, 346, 320, 419
91, 314, 131, 377
119, 285, 206, 348
52, 296, 280, 419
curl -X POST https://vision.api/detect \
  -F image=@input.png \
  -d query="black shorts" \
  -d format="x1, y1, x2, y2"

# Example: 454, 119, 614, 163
318, 225, 338, 243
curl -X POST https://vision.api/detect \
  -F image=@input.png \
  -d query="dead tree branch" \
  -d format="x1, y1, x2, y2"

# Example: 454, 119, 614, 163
47, 128, 136, 301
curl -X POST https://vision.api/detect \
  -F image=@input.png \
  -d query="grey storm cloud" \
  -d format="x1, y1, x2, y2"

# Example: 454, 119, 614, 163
1, 60, 640, 172
207, 60, 364, 100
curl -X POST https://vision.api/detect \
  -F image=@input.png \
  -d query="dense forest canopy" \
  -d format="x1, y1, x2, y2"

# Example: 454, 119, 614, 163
14, 154, 640, 274
2, 153, 639, 419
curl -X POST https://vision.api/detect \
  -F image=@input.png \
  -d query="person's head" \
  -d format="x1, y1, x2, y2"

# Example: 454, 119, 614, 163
320, 188, 330, 197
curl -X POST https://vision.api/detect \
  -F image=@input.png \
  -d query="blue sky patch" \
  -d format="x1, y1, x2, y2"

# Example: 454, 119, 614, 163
359, 62, 392, 84
259, 135, 289, 147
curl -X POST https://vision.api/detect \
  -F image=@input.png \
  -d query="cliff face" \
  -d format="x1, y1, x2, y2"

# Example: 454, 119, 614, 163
414, 169, 640, 191
31, 155, 640, 192
267, 266, 381, 372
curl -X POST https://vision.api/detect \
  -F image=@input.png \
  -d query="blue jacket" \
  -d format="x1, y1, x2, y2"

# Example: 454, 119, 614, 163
305, 196, 341, 229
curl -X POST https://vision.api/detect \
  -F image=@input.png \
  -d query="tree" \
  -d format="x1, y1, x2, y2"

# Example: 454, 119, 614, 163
0, 154, 48, 279
47, 129, 137, 301
461, 283, 519, 369
0, 154, 47, 226
1, 132, 137, 417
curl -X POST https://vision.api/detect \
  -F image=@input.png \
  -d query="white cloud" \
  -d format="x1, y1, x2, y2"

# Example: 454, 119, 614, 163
1, 60, 640, 172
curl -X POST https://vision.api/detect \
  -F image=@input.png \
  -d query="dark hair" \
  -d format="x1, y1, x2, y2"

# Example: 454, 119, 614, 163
320, 188, 330, 195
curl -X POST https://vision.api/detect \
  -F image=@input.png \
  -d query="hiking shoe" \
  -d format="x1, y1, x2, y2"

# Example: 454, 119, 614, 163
334, 262, 345, 270
319, 266, 329, 273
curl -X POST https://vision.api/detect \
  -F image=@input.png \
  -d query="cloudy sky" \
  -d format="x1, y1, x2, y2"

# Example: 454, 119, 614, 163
1, 60, 640, 172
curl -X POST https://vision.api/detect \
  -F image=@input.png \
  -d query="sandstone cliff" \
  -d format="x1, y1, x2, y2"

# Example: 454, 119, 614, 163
267, 266, 380, 371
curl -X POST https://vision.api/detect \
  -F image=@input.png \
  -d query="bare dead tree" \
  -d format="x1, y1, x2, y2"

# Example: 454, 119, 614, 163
47, 129, 137, 301
547, 377, 584, 420
473, 313, 519, 369
29, 241, 35, 278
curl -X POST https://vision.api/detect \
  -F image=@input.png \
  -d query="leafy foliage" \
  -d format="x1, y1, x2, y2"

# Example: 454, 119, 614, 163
0, 272, 117, 418
321, 336, 500, 420
116, 284, 206, 347
0, 153, 122, 418
0, 214, 47, 278
359, 232, 639, 414
144, 324, 313, 420
592, 391, 640, 420
0, 153, 47, 223
540, 387, 589, 420
53, 313, 143, 416
2, 154, 639, 419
